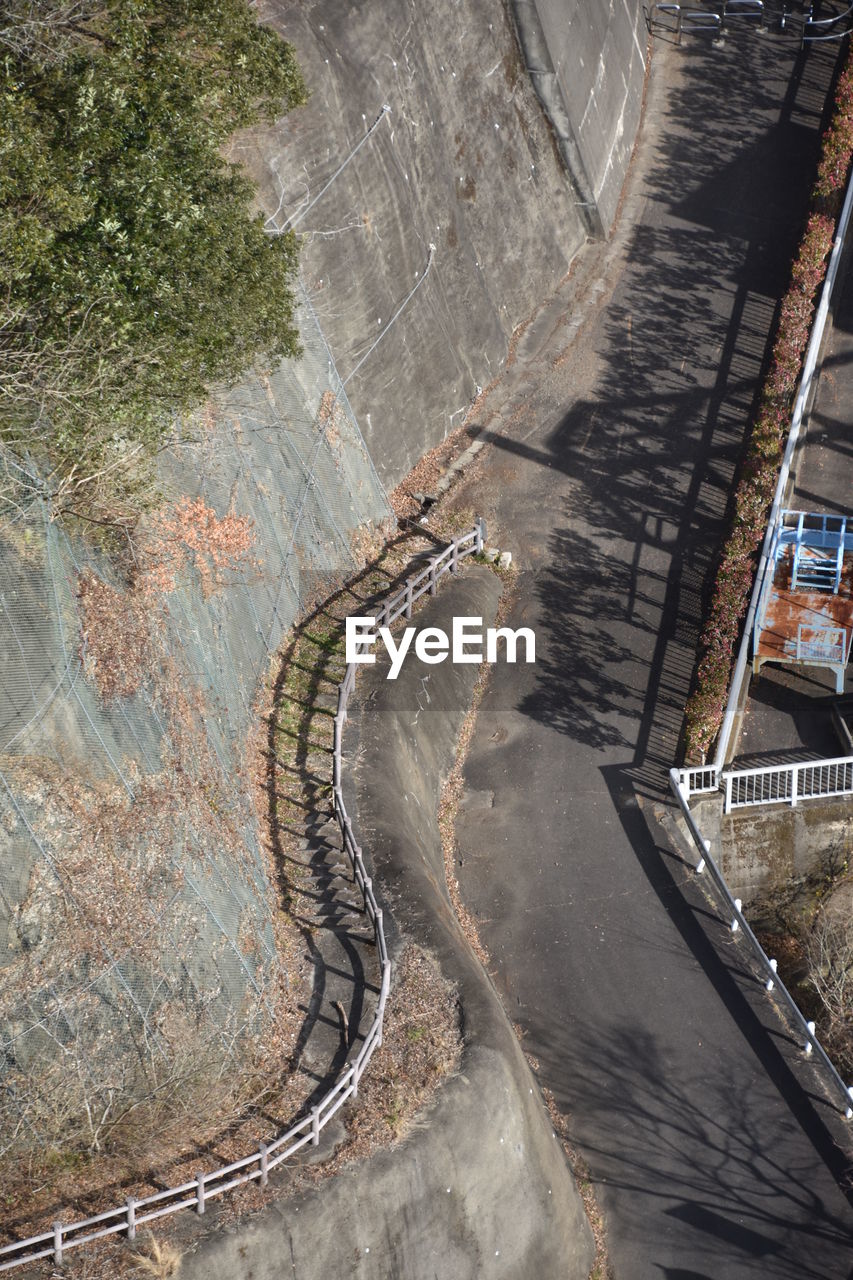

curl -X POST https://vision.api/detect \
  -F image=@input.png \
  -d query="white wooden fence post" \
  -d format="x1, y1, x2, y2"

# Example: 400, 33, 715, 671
259, 1143, 269, 1188
725, 774, 733, 814
429, 557, 438, 595
196, 1172, 206, 1215
53, 1223, 63, 1267
126, 1196, 137, 1242
311, 1106, 321, 1146
791, 763, 799, 807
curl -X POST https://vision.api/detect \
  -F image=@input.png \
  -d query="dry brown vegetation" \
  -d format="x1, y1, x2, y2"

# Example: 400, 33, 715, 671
536, 1073, 614, 1280
1, 521, 472, 1275
753, 843, 853, 1079
303, 943, 462, 1177
804, 871, 853, 1076
437, 559, 517, 970
0, 495, 307, 1244
390, 423, 484, 521
131, 1235, 183, 1278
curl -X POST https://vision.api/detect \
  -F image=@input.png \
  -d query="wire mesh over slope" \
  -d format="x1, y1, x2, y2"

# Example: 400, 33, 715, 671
0, 287, 391, 1158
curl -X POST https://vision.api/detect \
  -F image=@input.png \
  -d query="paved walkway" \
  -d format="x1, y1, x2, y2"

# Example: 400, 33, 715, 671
443, 28, 853, 1280
737, 236, 853, 763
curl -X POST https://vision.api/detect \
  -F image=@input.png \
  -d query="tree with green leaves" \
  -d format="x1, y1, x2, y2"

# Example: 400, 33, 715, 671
1, 0, 306, 522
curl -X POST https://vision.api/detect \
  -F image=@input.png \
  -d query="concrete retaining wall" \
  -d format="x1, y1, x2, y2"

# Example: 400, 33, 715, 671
687, 795, 851, 907
511, 0, 648, 235
246, 0, 646, 485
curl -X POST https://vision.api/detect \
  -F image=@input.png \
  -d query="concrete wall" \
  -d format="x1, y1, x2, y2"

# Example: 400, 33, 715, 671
686, 795, 851, 907
511, 0, 648, 235
243, 0, 646, 485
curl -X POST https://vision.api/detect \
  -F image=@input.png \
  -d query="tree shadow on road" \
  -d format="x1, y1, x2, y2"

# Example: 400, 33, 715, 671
478, 17, 853, 1252
481, 28, 842, 782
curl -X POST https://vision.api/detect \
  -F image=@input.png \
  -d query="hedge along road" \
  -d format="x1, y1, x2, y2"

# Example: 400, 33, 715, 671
445, 30, 853, 1280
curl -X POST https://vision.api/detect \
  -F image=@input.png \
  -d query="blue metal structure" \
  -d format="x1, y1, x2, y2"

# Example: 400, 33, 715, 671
753, 510, 853, 692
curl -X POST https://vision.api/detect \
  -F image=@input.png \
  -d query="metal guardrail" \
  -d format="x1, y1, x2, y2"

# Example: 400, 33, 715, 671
649, 3, 722, 40
649, 0, 765, 41
802, 0, 853, 43
677, 764, 720, 794
650, 0, 853, 46
0, 522, 486, 1274
721, 753, 853, 811
752, 517, 783, 654
679, 752, 853, 809
669, 770, 853, 1119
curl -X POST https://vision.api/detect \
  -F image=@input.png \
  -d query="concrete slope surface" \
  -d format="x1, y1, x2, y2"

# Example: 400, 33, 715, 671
447, 31, 853, 1280
251, 0, 587, 482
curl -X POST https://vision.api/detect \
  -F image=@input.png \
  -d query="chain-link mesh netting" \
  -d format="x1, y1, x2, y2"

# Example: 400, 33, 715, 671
0, 283, 391, 1155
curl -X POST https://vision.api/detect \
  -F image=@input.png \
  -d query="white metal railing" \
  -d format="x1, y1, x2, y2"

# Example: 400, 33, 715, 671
802, 0, 853, 44
677, 764, 720, 795
721, 754, 853, 813
670, 771, 853, 1121
655, 4, 723, 40
0, 521, 486, 1274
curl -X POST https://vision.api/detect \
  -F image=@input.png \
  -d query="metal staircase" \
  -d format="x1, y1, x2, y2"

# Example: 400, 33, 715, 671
790, 513, 847, 593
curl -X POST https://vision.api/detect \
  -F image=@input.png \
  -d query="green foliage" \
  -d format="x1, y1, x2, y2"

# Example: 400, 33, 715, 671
0, 0, 307, 518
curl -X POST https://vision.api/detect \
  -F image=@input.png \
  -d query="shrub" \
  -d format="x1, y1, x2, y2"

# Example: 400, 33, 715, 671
0, 0, 307, 521
815, 56, 853, 206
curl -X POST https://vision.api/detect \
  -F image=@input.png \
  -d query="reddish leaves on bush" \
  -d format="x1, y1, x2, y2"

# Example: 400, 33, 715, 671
815, 58, 853, 203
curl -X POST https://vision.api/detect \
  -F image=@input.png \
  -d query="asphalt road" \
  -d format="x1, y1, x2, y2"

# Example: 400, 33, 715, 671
447, 29, 853, 1280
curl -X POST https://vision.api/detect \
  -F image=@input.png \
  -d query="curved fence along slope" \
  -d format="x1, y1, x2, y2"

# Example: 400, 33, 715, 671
671, 146, 853, 1123
0, 523, 486, 1274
